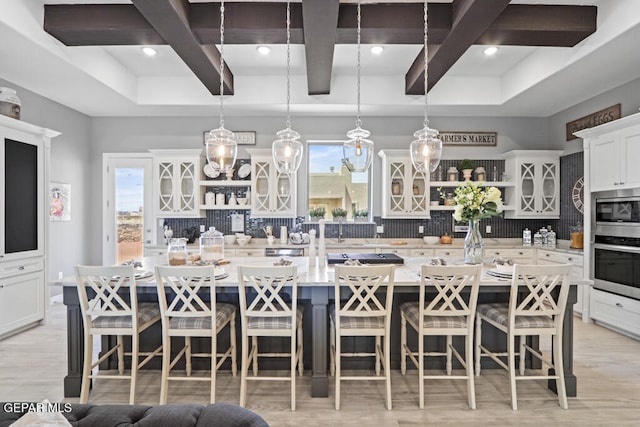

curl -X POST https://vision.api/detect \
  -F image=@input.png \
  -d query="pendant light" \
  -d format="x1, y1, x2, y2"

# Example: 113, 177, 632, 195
343, 0, 373, 173
206, 0, 237, 175
410, 0, 442, 174
272, 1, 303, 175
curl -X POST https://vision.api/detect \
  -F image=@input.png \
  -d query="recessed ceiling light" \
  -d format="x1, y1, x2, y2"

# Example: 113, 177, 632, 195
370, 45, 384, 55
483, 46, 498, 56
141, 46, 157, 57
256, 45, 271, 55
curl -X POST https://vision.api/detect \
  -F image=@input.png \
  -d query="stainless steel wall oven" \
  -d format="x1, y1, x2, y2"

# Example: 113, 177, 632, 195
592, 189, 640, 300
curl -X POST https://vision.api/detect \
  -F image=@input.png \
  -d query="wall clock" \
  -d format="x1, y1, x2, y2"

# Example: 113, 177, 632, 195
572, 176, 584, 214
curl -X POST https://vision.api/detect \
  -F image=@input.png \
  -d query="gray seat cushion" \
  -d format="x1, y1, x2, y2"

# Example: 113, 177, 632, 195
92, 303, 160, 329
247, 307, 303, 330
329, 305, 386, 330
477, 302, 554, 329
168, 303, 236, 330
400, 302, 467, 329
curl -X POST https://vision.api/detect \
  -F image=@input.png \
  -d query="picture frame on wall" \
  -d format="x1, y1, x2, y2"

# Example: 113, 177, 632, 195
203, 131, 256, 145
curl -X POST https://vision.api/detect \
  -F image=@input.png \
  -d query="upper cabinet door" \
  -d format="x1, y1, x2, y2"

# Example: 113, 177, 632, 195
151, 150, 201, 218
248, 149, 297, 218
504, 150, 561, 219
378, 150, 430, 218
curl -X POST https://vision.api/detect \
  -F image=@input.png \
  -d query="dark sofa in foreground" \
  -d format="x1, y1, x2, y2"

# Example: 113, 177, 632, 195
0, 403, 269, 427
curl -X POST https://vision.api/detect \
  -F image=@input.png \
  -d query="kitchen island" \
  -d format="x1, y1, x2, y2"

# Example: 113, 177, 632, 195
59, 256, 583, 399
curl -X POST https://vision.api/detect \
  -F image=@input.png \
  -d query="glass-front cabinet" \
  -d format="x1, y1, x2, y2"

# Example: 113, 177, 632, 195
503, 150, 561, 219
378, 150, 429, 218
248, 149, 296, 218
150, 149, 201, 217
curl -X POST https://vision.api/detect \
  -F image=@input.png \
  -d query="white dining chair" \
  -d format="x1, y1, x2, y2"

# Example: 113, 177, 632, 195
236, 265, 303, 411
155, 265, 237, 404
400, 264, 481, 409
475, 264, 572, 410
331, 264, 395, 410
74, 265, 162, 404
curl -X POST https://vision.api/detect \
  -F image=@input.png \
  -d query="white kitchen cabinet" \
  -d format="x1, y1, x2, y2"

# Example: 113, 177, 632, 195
0, 116, 57, 339
150, 149, 202, 218
434, 248, 463, 257
377, 150, 430, 218
577, 114, 640, 192
536, 249, 585, 316
590, 288, 640, 338
247, 149, 296, 218
410, 248, 434, 257
503, 150, 561, 219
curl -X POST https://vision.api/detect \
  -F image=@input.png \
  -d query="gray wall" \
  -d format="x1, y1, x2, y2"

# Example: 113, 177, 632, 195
1, 78, 92, 297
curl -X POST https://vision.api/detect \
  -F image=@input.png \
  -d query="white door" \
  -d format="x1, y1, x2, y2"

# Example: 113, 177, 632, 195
103, 155, 153, 265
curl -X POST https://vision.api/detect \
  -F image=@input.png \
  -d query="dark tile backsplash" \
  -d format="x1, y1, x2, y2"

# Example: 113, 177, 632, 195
164, 153, 583, 242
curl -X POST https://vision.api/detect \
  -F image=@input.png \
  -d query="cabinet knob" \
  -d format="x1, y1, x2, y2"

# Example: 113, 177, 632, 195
615, 302, 623, 308
546, 254, 550, 257
568, 257, 573, 261
518, 252, 524, 255
495, 252, 500, 255
18, 266, 25, 270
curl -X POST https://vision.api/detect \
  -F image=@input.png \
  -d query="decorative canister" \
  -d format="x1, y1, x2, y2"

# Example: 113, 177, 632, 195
0, 87, 21, 120
205, 191, 215, 205
167, 238, 188, 265
447, 167, 458, 181
391, 180, 401, 195
200, 227, 224, 263
474, 166, 486, 182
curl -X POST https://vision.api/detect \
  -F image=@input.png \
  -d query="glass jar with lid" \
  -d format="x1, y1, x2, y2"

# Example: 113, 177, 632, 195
570, 221, 584, 249
168, 238, 188, 265
447, 166, 459, 182
200, 227, 224, 264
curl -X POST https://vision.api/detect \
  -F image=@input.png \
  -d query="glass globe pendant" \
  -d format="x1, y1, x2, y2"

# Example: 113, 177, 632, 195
343, 124, 373, 172
272, 1, 303, 175
410, 0, 442, 174
410, 125, 442, 173
206, 0, 237, 175
343, 0, 373, 172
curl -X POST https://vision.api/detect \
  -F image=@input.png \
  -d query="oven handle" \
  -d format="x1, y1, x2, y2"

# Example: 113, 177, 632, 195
593, 243, 640, 254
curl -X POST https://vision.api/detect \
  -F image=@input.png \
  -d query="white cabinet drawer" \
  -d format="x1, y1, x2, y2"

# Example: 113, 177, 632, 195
0, 257, 44, 279
433, 248, 463, 257
590, 288, 640, 337
385, 248, 410, 256
235, 249, 264, 257
484, 248, 534, 262
410, 248, 434, 257
537, 250, 583, 266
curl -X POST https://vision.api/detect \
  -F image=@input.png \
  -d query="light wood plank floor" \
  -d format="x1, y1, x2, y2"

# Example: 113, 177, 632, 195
1, 301, 639, 426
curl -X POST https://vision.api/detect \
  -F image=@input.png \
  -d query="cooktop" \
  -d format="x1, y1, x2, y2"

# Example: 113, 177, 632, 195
326, 253, 405, 265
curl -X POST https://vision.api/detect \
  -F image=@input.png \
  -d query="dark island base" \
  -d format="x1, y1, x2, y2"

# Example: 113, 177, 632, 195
63, 285, 577, 399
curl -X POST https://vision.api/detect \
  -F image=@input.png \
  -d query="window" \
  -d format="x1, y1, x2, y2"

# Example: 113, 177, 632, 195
307, 141, 370, 220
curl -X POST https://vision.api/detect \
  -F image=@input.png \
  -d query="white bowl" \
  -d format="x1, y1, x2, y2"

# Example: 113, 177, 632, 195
495, 264, 514, 274
223, 235, 236, 245
236, 236, 250, 246
237, 197, 248, 205
423, 236, 440, 245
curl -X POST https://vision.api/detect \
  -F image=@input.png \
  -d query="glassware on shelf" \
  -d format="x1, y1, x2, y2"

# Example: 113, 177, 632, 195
474, 167, 486, 182
447, 167, 458, 182
492, 166, 499, 182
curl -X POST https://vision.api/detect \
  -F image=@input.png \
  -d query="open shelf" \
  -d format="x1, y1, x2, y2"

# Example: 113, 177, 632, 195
200, 180, 250, 187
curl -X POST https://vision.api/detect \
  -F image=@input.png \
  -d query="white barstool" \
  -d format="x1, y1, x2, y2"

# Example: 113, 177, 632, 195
331, 264, 395, 410
400, 264, 481, 409
475, 264, 572, 410
74, 265, 162, 404
236, 265, 303, 411
155, 265, 237, 404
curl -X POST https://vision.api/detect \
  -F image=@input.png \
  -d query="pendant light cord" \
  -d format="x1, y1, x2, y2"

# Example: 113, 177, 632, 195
219, 0, 226, 128
423, 0, 429, 129
286, 1, 292, 129
355, 0, 362, 128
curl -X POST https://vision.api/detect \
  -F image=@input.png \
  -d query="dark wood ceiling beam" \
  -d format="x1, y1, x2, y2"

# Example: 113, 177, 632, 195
302, 0, 340, 95
131, 0, 233, 95
406, 0, 511, 95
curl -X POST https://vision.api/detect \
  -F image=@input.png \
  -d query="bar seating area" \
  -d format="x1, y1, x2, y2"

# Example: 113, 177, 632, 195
61, 256, 585, 416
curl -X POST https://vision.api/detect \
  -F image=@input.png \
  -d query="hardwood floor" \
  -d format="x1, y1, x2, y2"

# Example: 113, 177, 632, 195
1, 301, 639, 426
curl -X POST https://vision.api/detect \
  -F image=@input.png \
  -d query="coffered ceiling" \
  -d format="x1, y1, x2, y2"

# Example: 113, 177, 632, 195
1, 0, 639, 118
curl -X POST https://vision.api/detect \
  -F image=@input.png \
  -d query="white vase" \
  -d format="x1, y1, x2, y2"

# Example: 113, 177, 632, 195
463, 169, 473, 181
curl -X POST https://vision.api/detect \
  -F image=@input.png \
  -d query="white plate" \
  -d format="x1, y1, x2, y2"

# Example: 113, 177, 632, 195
203, 163, 220, 178
112, 270, 153, 281
237, 163, 251, 179
486, 269, 512, 279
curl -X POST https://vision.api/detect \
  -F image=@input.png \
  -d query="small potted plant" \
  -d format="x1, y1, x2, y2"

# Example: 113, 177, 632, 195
458, 159, 474, 181
354, 209, 369, 222
309, 207, 326, 222
331, 207, 348, 222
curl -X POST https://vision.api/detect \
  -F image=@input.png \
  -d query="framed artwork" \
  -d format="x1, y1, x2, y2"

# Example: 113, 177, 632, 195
50, 182, 71, 221
203, 131, 256, 145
